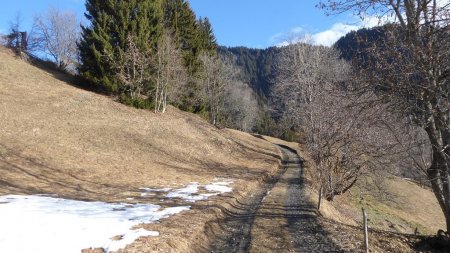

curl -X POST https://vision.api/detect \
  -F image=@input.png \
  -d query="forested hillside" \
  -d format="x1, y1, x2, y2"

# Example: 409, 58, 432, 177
334, 25, 392, 61
218, 46, 279, 97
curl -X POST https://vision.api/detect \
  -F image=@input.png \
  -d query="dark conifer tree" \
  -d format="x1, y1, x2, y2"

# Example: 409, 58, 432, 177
179, 1, 201, 74
79, 0, 219, 113
78, 0, 115, 91
163, 0, 207, 112
164, 0, 202, 73
198, 17, 217, 54
78, 0, 163, 93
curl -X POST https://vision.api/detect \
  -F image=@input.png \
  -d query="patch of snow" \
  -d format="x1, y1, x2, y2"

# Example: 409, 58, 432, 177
204, 183, 232, 193
166, 183, 207, 202
165, 180, 234, 202
205, 179, 234, 194
0, 195, 190, 253
139, 187, 171, 197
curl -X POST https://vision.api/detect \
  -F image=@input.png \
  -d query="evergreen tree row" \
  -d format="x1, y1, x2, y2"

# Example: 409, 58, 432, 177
78, 0, 217, 112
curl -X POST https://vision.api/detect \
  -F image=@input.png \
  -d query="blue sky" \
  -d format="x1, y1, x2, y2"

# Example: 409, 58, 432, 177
0, 0, 373, 48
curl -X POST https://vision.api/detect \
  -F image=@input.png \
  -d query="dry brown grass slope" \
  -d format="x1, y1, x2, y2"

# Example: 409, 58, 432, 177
0, 47, 285, 251
333, 175, 446, 235
0, 47, 282, 199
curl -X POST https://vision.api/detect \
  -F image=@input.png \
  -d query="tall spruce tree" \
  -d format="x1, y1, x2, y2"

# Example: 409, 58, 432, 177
78, 0, 163, 94
164, 0, 201, 74
198, 17, 217, 54
78, 0, 114, 91
163, 0, 217, 112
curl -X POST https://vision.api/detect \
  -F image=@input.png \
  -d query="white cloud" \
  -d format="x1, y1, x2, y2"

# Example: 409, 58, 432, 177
290, 27, 304, 34
272, 14, 395, 47
311, 23, 359, 47
272, 23, 358, 47
270, 26, 305, 45
272, 0, 449, 48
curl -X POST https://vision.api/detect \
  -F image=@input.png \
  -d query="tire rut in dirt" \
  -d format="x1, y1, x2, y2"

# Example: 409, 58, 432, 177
207, 145, 344, 253
207, 152, 288, 253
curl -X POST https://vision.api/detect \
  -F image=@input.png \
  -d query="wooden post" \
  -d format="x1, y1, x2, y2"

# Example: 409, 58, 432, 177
318, 185, 323, 212
362, 207, 369, 253
20, 32, 27, 51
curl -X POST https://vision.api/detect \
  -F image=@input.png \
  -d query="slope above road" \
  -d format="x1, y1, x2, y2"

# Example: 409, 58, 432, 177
0, 47, 286, 252
0, 47, 281, 203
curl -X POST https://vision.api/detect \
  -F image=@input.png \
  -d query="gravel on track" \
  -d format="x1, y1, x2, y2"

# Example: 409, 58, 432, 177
208, 145, 346, 253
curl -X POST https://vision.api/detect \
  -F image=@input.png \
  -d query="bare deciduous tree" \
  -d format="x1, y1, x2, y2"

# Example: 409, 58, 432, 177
272, 42, 421, 201
6, 13, 23, 49
199, 52, 222, 125
123, 36, 149, 100
4, 12, 30, 54
107, 35, 152, 101
222, 81, 259, 132
198, 52, 258, 131
155, 32, 187, 113
199, 53, 239, 125
319, 0, 450, 232
32, 8, 80, 71
273, 43, 364, 200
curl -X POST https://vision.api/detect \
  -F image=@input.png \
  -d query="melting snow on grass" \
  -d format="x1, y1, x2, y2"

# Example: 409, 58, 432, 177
166, 183, 206, 202
139, 179, 234, 203
139, 187, 171, 197
0, 195, 189, 253
205, 180, 234, 194
0, 179, 233, 253
165, 179, 233, 202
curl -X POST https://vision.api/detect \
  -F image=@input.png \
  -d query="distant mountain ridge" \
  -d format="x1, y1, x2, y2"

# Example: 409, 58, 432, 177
218, 26, 391, 99
218, 46, 280, 97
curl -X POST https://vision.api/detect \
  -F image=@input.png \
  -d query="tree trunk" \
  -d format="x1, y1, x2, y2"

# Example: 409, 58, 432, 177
428, 156, 450, 232
426, 117, 450, 232
318, 185, 323, 211
362, 207, 369, 253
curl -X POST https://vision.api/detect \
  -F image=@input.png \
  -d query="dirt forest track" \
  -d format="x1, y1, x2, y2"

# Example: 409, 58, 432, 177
206, 145, 346, 253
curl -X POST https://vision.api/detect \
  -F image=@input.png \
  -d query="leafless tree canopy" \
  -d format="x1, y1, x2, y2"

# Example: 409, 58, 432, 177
318, 0, 450, 28
199, 52, 226, 125
32, 8, 80, 71
197, 52, 259, 131
222, 81, 259, 132
155, 32, 187, 113
320, 0, 450, 232
4, 13, 30, 54
272, 42, 431, 201
273, 43, 362, 200
111, 35, 153, 101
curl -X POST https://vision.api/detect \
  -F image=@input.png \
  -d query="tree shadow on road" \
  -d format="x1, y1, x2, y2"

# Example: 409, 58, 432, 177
205, 145, 346, 253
